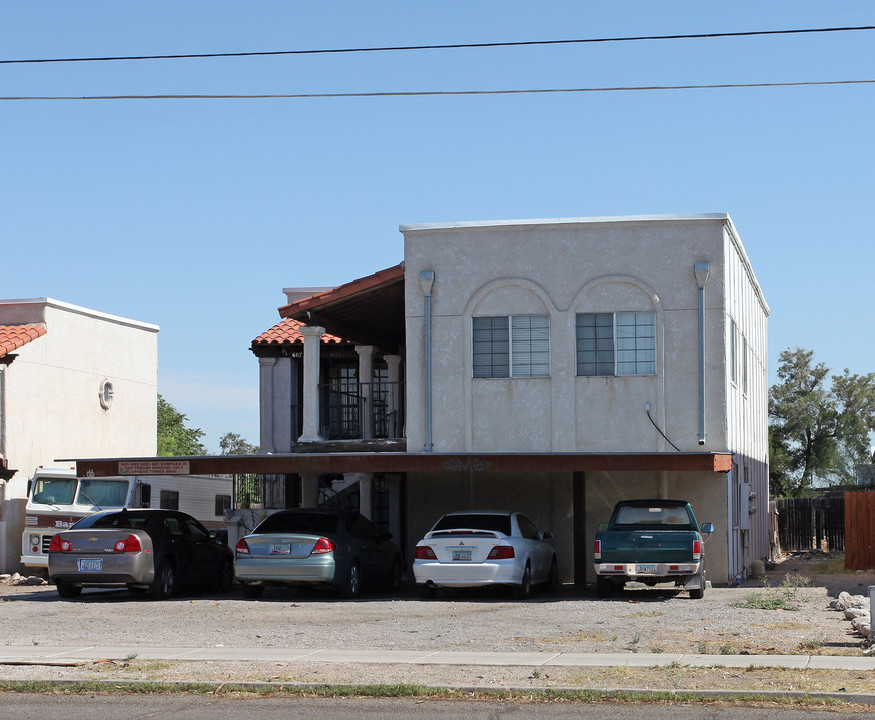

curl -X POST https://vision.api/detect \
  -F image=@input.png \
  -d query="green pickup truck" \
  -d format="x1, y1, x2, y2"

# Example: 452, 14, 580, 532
593, 499, 715, 599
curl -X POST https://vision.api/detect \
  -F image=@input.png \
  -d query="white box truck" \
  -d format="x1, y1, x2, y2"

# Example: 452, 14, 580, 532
20, 464, 233, 569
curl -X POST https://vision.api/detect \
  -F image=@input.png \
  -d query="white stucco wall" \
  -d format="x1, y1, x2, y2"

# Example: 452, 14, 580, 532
402, 215, 767, 456
400, 215, 769, 585
0, 298, 158, 572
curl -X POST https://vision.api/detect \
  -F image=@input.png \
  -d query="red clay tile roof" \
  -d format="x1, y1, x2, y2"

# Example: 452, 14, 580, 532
252, 318, 345, 347
0, 324, 47, 358
278, 264, 403, 318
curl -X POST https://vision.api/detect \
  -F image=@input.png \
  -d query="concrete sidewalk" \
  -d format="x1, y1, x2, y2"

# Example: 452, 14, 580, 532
1, 645, 873, 670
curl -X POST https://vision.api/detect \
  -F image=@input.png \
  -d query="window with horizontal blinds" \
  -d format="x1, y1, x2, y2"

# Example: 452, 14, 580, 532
473, 315, 549, 378
511, 315, 550, 377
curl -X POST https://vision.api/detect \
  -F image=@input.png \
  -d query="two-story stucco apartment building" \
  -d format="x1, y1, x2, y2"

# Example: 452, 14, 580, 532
247, 213, 769, 588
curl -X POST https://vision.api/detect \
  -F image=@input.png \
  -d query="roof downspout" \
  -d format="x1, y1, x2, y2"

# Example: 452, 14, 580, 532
419, 271, 435, 452
694, 263, 710, 446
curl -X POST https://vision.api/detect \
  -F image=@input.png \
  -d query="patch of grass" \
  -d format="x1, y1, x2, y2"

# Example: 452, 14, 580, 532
627, 610, 664, 618
0, 679, 856, 708
121, 661, 173, 673
809, 559, 862, 574
782, 573, 812, 591
732, 592, 801, 611
798, 638, 826, 652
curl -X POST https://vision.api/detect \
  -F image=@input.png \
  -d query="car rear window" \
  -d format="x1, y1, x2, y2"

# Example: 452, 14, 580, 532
85, 513, 150, 530
431, 514, 512, 535
255, 512, 340, 535
613, 505, 691, 528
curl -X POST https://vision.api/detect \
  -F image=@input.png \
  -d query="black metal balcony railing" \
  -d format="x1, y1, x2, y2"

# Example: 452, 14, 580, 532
318, 381, 404, 441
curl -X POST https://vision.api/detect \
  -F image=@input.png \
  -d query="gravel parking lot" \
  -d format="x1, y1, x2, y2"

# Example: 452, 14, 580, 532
1, 557, 872, 693
0, 574, 863, 656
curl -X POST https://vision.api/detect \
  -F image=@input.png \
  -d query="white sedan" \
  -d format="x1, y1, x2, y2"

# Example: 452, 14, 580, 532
413, 511, 558, 599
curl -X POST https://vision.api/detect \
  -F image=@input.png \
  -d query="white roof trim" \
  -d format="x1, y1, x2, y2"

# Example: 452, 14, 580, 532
0, 298, 159, 332
399, 213, 730, 232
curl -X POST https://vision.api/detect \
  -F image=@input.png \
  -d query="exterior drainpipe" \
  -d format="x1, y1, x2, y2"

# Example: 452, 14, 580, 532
419, 271, 435, 452
694, 263, 710, 446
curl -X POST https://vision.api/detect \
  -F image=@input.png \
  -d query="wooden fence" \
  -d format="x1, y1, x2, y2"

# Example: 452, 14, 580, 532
775, 495, 845, 553
844, 490, 875, 570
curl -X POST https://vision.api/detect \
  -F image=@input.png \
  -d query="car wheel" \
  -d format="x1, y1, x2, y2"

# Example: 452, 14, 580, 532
216, 558, 233, 594
240, 583, 264, 599
513, 563, 532, 600
343, 560, 362, 598
388, 558, 402, 595
545, 556, 558, 594
595, 575, 612, 598
149, 559, 176, 600
419, 583, 437, 600
56, 582, 82, 599
689, 568, 706, 600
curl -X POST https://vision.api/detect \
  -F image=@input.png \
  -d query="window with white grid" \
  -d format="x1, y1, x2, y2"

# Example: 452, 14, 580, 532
473, 315, 549, 378
576, 311, 655, 376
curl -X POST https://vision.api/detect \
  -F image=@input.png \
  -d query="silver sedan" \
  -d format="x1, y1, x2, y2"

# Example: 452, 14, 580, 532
234, 508, 401, 599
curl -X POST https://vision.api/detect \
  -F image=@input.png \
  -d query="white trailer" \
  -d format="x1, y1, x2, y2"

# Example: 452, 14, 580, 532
20, 465, 233, 569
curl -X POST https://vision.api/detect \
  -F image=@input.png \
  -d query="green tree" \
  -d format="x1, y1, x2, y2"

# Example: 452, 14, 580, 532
157, 394, 207, 456
219, 431, 257, 455
769, 348, 875, 495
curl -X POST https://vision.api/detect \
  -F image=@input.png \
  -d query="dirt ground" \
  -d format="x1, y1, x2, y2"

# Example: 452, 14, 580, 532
754, 550, 875, 597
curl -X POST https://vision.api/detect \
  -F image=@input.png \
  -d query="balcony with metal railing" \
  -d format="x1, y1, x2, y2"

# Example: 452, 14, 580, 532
318, 381, 405, 442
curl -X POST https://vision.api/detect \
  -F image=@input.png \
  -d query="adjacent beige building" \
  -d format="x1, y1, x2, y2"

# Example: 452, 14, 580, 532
0, 298, 158, 573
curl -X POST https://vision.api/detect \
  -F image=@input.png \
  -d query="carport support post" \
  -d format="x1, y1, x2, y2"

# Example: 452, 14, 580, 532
301, 473, 319, 508
359, 473, 372, 519
573, 471, 587, 590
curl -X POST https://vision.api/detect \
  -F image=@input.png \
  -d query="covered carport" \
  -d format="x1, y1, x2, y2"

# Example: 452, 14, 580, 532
75, 451, 732, 588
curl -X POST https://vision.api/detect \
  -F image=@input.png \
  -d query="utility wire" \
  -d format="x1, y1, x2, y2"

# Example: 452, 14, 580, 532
2, 25, 874, 65
2, 78, 873, 101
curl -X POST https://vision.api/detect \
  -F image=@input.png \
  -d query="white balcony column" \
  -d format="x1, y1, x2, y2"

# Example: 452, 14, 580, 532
301, 473, 320, 508
358, 473, 373, 519
383, 354, 402, 438
258, 357, 276, 453
298, 325, 325, 442
355, 345, 375, 439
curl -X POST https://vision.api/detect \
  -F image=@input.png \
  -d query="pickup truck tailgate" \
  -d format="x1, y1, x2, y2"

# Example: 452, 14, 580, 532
599, 530, 695, 562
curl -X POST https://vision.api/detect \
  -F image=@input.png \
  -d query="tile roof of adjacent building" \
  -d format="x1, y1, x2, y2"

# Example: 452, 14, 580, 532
0, 324, 47, 359
252, 318, 344, 346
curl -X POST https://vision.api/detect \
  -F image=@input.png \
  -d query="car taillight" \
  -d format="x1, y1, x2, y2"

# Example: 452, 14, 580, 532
113, 535, 141, 552
487, 545, 514, 560
49, 536, 72, 552
310, 537, 335, 555
235, 538, 250, 555
594, 539, 601, 560
693, 539, 702, 560
415, 545, 437, 560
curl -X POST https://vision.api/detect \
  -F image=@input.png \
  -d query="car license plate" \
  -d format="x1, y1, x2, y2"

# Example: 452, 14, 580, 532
78, 558, 102, 572
635, 564, 657, 574
270, 543, 291, 555
452, 549, 472, 561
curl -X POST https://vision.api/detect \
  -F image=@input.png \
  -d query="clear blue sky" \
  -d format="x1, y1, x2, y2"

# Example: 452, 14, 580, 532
3, 2, 873, 452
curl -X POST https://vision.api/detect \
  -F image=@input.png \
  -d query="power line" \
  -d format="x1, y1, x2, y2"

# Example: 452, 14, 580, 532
2, 25, 874, 65
2, 78, 873, 101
